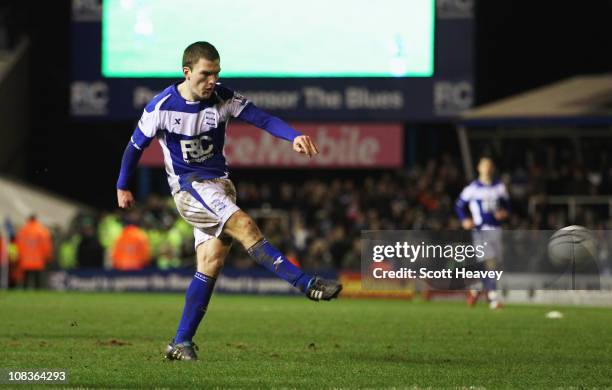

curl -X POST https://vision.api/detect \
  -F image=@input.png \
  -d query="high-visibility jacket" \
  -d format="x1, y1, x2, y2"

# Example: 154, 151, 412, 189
111, 225, 151, 271
15, 220, 53, 271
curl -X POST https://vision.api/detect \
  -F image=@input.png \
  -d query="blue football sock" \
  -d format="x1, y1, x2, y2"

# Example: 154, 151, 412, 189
175, 272, 215, 344
247, 239, 312, 292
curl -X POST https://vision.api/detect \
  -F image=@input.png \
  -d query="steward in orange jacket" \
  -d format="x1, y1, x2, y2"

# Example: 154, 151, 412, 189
111, 224, 151, 271
15, 215, 53, 288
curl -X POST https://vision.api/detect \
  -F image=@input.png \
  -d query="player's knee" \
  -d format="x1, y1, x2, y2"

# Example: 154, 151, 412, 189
232, 211, 256, 231
226, 211, 262, 244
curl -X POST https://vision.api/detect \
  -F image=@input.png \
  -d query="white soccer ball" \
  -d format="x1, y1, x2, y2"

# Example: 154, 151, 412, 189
545, 310, 563, 319
547, 225, 597, 268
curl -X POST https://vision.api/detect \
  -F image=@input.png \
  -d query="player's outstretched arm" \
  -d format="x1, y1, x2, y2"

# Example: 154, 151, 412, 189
238, 103, 319, 156
116, 96, 159, 208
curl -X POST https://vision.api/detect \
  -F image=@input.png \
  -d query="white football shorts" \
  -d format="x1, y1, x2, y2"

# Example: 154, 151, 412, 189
173, 178, 240, 249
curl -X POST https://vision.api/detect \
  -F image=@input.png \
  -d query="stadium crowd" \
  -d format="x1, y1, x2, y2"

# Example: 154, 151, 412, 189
3, 150, 612, 286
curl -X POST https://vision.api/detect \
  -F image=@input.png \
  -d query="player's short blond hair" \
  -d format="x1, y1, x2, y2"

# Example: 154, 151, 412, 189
182, 41, 220, 69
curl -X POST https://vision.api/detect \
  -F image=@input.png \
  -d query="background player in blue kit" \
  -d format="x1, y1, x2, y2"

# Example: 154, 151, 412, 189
116, 41, 342, 361
455, 157, 510, 309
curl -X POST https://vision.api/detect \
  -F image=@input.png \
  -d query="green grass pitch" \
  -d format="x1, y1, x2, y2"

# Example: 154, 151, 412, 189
1, 291, 611, 388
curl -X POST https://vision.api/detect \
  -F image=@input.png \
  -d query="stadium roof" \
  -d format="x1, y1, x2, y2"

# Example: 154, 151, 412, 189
459, 74, 612, 127
0, 175, 92, 229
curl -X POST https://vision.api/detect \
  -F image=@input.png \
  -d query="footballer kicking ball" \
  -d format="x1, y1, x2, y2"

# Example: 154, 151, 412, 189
547, 225, 597, 268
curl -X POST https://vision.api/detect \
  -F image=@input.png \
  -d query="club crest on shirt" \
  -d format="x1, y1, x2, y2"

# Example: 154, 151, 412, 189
201, 108, 219, 130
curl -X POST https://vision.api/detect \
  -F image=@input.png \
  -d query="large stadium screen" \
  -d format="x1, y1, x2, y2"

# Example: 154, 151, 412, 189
102, 0, 435, 78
